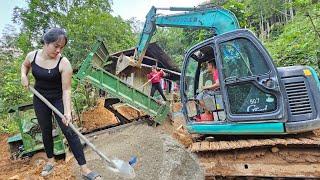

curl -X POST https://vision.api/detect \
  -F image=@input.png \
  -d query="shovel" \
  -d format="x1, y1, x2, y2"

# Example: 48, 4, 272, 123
29, 86, 135, 179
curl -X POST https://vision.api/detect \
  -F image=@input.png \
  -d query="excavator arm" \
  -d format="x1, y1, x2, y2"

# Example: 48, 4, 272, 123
115, 6, 240, 74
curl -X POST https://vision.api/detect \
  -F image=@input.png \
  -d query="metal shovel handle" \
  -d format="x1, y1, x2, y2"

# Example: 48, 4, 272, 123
29, 86, 117, 169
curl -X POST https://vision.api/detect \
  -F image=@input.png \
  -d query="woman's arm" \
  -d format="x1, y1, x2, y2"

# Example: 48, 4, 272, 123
160, 70, 166, 77
21, 52, 33, 88
60, 57, 73, 125
204, 81, 220, 90
204, 69, 220, 90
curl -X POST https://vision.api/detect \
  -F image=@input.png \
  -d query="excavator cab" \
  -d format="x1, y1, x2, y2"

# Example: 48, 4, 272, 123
180, 29, 320, 135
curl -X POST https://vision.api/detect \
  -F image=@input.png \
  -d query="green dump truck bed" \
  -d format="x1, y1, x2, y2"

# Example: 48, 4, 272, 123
76, 40, 170, 124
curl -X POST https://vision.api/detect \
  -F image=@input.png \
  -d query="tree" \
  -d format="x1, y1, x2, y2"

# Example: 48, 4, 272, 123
1, 25, 18, 47
60, 6, 136, 68
13, 0, 135, 67
265, 3, 320, 72
153, 28, 187, 66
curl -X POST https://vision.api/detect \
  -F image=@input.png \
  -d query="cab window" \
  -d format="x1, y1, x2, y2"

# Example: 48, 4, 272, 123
219, 38, 270, 79
219, 38, 277, 114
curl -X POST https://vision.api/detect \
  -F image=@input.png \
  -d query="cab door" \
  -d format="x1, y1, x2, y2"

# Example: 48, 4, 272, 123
214, 30, 287, 122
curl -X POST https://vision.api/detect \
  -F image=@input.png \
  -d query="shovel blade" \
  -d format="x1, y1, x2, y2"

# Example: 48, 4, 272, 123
107, 159, 135, 179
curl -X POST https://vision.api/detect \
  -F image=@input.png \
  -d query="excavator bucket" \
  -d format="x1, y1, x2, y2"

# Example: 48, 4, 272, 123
116, 54, 136, 75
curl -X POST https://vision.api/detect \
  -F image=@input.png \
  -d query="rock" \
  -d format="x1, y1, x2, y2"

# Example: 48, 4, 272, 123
271, 146, 280, 153
73, 123, 204, 180
9, 175, 20, 180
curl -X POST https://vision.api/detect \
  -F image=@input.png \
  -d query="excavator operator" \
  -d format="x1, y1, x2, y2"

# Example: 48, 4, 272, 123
195, 61, 220, 121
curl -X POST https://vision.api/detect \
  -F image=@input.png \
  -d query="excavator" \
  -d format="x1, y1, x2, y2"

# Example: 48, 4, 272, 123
116, 5, 320, 178
180, 27, 320, 178
180, 25, 320, 178
83, 5, 320, 178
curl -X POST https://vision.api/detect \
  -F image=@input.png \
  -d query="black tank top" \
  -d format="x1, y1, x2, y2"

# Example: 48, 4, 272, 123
31, 51, 63, 99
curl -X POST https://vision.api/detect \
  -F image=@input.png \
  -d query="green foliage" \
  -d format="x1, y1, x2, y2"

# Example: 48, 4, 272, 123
0, 115, 18, 133
153, 28, 188, 66
152, 1, 320, 70
62, 8, 135, 68
72, 79, 92, 114
153, 27, 215, 67
15, 32, 33, 54
0, 53, 30, 133
294, 0, 313, 8
268, 23, 285, 40
265, 5, 320, 70
0, 56, 32, 113
222, 0, 248, 27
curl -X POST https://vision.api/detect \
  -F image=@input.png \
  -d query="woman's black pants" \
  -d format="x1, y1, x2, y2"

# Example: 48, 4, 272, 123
33, 96, 86, 165
150, 82, 167, 101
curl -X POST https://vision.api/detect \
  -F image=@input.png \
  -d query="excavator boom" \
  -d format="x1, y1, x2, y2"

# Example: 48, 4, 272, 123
116, 6, 239, 74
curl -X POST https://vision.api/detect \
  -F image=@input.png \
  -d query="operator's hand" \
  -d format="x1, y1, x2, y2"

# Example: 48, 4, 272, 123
21, 75, 29, 89
62, 113, 72, 126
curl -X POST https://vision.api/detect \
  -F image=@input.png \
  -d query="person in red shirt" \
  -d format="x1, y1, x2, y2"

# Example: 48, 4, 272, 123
196, 61, 220, 121
202, 61, 220, 91
147, 65, 167, 101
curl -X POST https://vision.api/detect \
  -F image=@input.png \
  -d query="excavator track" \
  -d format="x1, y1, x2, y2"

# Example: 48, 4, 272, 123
189, 132, 320, 178
190, 134, 320, 152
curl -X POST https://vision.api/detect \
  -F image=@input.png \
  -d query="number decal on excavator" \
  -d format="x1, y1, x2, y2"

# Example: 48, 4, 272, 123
249, 98, 260, 104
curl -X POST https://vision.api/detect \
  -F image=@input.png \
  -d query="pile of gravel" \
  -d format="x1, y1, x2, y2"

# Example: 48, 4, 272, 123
74, 123, 203, 180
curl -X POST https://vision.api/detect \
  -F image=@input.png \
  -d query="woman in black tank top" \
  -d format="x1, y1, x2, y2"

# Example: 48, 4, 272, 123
21, 28, 102, 179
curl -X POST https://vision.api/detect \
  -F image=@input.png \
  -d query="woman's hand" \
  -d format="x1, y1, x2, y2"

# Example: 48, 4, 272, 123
160, 69, 166, 76
21, 75, 29, 89
202, 86, 208, 90
62, 113, 72, 126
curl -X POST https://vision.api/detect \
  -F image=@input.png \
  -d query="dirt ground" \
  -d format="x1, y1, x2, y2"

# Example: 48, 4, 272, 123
80, 99, 144, 132
199, 146, 320, 177
80, 99, 119, 132
2, 100, 320, 179
171, 102, 182, 113
115, 104, 145, 120
0, 122, 201, 180
74, 123, 203, 180
0, 101, 192, 180
167, 109, 193, 148
0, 133, 76, 180
0, 100, 197, 180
